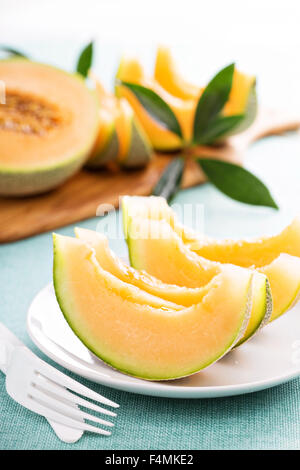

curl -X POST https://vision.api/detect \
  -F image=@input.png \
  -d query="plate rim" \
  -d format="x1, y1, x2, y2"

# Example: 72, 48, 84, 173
27, 283, 300, 399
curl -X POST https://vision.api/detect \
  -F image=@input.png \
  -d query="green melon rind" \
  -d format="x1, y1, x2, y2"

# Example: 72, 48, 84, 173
0, 59, 99, 196
271, 279, 300, 322
119, 117, 153, 169
235, 276, 272, 347
86, 127, 119, 168
53, 233, 252, 380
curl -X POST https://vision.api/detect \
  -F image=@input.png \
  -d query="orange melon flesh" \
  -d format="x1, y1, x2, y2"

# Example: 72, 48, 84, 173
75, 227, 212, 307
114, 99, 133, 161
126, 217, 271, 345
187, 217, 300, 267
0, 59, 98, 170
122, 195, 198, 243
116, 55, 255, 150
154, 46, 255, 117
224, 69, 256, 116
154, 46, 201, 100
124, 196, 300, 324
89, 74, 152, 168
184, 216, 300, 321
116, 56, 195, 150
87, 107, 118, 167
53, 234, 252, 379
260, 254, 300, 321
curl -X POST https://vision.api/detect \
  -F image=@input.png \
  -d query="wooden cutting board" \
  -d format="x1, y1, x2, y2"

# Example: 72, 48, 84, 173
1, 107, 300, 243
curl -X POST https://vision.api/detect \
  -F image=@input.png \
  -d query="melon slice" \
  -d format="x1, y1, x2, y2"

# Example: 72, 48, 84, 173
126, 216, 271, 345
115, 56, 195, 151
75, 227, 214, 306
122, 195, 197, 243
0, 59, 99, 196
114, 99, 152, 168
87, 107, 119, 168
53, 233, 253, 380
154, 46, 201, 100
88, 74, 152, 169
116, 54, 256, 150
123, 196, 300, 323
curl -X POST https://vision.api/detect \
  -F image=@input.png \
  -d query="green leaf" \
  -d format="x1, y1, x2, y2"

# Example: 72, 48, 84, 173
197, 158, 278, 209
119, 81, 183, 138
0, 45, 28, 58
152, 157, 185, 202
193, 63, 235, 144
76, 41, 93, 78
195, 114, 244, 145
223, 83, 257, 137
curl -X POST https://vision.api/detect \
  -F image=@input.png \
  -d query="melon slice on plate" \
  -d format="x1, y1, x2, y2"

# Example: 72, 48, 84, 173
125, 216, 271, 346
53, 234, 252, 380
122, 196, 300, 324
0, 59, 99, 196
122, 195, 197, 243
75, 227, 214, 307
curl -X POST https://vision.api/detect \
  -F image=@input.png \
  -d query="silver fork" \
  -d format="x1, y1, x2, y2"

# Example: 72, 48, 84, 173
0, 323, 119, 438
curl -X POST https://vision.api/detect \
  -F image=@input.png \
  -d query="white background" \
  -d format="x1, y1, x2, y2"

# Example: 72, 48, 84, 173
1, 0, 300, 108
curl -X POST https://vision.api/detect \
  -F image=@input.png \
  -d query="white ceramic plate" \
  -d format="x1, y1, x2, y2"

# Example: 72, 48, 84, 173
27, 283, 300, 399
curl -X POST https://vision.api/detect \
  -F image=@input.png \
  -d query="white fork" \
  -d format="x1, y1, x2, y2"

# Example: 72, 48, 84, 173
0, 323, 119, 438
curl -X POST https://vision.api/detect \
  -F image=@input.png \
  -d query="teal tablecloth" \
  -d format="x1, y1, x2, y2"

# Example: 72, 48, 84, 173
1, 129, 300, 449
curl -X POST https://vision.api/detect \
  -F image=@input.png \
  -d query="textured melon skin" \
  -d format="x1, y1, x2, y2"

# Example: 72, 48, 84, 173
0, 144, 94, 196
53, 234, 252, 380
0, 60, 99, 196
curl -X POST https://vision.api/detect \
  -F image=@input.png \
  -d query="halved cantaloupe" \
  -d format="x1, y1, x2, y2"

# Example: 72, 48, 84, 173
125, 216, 271, 346
53, 233, 253, 379
88, 74, 152, 168
123, 196, 300, 323
154, 46, 201, 100
0, 59, 99, 196
75, 227, 215, 307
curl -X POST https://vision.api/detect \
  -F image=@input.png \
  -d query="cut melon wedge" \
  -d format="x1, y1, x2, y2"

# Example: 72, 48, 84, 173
115, 56, 195, 150
114, 99, 152, 168
154, 46, 201, 100
126, 217, 271, 346
187, 217, 300, 266
116, 54, 256, 150
88, 74, 152, 169
53, 234, 253, 380
87, 107, 119, 168
0, 59, 99, 196
75, 227, 214, 307
123, 196, 300, 324
122, 195, 196, 243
